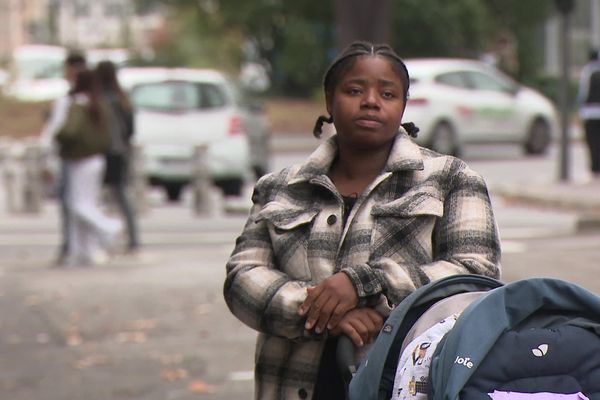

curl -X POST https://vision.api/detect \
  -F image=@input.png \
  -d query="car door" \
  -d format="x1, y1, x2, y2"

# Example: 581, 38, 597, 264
462, 69, 520, 142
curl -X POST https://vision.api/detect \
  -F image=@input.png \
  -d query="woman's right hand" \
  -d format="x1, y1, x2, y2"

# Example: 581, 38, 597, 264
329, 308, 383, 347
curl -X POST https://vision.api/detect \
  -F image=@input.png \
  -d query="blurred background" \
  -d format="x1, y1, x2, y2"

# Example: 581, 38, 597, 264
0, 0, 595, 138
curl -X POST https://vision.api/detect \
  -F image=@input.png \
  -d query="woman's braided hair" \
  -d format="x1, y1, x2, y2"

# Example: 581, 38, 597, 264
313, 41, 419, 139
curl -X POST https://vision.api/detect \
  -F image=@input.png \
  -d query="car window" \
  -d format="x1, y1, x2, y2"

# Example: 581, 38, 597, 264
464, 71, 513, 93
198, 83, 227, 108
434, 72, 469, 88
131, 81, 227, 110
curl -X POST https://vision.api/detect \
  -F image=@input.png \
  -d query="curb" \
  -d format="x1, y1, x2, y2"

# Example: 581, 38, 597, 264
576, 213, 600, 232
491, 185, 600, 233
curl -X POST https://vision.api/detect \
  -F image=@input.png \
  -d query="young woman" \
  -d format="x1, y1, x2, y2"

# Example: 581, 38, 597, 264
224, 41, 501, 400
57, 69, 123, 266
95, 60, 139, 252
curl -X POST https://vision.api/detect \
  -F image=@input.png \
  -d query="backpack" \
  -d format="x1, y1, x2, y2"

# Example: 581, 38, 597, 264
56, 100, 111, 160
586, 69, 600, 104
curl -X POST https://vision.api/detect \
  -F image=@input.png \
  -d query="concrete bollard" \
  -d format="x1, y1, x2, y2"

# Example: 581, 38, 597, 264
130, 144, 148, 215
1, 140, 24, 213
192, 144, 213, 216
21, 143, 44, 213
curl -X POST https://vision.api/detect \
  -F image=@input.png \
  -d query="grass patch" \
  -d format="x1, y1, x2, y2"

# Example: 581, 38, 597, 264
0, 95, 323, 139
0, 96, 50, 139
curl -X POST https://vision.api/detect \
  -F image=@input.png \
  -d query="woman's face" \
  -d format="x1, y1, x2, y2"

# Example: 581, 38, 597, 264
326, 56, 406, 151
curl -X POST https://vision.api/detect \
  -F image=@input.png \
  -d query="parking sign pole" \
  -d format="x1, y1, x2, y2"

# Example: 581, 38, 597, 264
556, 0, 575, 182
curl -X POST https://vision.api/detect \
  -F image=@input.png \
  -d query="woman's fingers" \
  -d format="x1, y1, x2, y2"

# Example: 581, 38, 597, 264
298, 285, 321, 316
344, 318, 369, 347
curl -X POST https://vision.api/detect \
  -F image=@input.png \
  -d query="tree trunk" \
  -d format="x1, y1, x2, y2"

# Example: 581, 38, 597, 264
333, 0, 392, 49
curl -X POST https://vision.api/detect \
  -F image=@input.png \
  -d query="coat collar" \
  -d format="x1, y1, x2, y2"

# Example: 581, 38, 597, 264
290, 130, 425, 185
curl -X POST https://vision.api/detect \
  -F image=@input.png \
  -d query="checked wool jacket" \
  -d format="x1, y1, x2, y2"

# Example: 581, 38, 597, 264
224, 131, 501, 400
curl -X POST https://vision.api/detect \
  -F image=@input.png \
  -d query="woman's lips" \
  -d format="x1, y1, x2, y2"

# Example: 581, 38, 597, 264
355, 118, 383, 129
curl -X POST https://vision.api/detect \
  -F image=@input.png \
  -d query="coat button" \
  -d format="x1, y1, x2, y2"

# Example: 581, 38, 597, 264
298, 388, 308, 399
327, 215, 337, 225
364, 283, 373, 293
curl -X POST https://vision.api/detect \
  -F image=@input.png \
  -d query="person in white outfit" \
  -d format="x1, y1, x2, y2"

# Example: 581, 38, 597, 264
39, 51, 87, 265
55, 69, 123, 266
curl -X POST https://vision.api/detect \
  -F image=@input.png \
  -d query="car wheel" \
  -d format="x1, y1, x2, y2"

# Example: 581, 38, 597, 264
428, 122, 459, 156
164, 183, 184, 202
215, 178, 243, 197
524, 118, 551, 155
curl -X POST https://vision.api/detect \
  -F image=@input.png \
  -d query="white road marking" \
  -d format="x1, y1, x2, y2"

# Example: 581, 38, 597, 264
228, 370, 254, 381
501, 240, 527, 254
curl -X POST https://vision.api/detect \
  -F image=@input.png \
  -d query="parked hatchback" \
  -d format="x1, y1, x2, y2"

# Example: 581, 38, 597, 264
403, 58, 559, 156
119, 67, 270, 201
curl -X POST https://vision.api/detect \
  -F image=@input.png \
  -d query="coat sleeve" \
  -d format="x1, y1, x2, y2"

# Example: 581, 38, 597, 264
223, 181, 315, 340
341, 162, 501, 314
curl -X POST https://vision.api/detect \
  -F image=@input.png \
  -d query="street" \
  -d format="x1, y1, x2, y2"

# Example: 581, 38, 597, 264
1, 139, 600, 399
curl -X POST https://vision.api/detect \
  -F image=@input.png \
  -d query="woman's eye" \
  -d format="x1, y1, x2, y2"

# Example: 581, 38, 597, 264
382, 91, 396, 99
347, 88, 362, 95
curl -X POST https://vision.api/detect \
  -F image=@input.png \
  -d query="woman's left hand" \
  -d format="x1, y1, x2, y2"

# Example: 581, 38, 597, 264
299, 272, 358, 333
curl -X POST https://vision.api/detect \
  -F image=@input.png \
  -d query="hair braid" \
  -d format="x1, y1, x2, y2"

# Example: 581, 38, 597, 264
313, 114, 334, 138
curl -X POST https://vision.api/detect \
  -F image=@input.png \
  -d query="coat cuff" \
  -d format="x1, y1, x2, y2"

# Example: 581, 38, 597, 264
341, 265, 383, 306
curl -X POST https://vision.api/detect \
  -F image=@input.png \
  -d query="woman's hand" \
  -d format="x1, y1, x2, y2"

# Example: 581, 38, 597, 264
330, 308, 383, 347
298, 272, 358, 333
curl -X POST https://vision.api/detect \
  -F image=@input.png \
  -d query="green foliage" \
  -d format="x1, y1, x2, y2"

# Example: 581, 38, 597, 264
132, 0, 554, 97
391, 0, 491, 57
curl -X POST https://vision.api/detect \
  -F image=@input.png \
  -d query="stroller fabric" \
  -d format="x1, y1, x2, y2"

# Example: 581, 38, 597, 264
392, 313, 459, 400
347, 274, 502, 400
429, 278, 600, 400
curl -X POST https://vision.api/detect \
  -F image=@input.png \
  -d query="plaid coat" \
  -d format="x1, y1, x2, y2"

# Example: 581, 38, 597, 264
224, 132, 501, 400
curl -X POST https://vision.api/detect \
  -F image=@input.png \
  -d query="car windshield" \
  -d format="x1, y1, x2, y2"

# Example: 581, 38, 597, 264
131, 81, 228, 111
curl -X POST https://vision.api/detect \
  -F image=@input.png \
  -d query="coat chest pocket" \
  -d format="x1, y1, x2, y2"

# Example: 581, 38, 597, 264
369, 194, 444, 260
255, 202, 319, 280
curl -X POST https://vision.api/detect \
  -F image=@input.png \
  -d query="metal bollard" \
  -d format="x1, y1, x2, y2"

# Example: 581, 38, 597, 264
1, 141, 23, 214
21, 143, 44, 213
192, 145, 213, 215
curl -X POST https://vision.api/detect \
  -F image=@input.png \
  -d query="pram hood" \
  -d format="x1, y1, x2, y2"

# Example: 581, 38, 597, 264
429, 277, 600, 400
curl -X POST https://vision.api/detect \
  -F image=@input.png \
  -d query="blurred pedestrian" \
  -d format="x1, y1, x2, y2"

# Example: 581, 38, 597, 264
95, 60, 139, 252
577, 48, 600, 179
223, 41, 501, 400
39, 50, 87, 265
55, 69, 123, 266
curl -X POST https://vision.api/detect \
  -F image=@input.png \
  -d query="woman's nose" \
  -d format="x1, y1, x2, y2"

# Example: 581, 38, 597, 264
361, 89, 379, 108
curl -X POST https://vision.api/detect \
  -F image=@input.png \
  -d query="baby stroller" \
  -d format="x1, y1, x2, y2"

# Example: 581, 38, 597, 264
340, 274, 600, 400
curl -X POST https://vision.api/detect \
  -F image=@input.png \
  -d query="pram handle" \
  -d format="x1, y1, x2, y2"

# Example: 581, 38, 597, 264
336, 334, 373, 393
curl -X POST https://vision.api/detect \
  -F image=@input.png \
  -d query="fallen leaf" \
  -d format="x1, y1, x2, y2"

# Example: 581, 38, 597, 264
159, 354, 184, 365
160, 368, 188, 381
24, 295, 41, 306
65, 328, 83, 347
73, 355, 109, 369
188, 379, 217, 393
128, 319, 158, 330
115, 331, 147, 344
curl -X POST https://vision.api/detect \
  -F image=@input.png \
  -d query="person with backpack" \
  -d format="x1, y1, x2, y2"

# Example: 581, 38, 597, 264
223, 41, 501, 400
577, 48, 600, 178
55, 69, 123, 266
39, 51, 87, 266
95, 60, 139, 252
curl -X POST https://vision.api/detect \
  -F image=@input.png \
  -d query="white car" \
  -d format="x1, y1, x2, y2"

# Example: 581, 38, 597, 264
119, 67, 270, 201
403, 58, 559, 156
